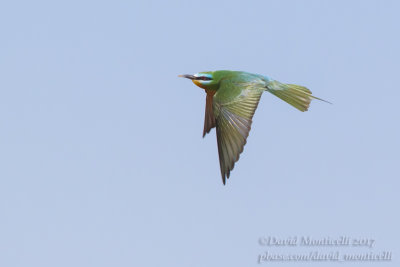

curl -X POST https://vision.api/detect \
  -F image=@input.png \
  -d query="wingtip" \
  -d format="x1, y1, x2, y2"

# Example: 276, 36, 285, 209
221, 172, 226, 185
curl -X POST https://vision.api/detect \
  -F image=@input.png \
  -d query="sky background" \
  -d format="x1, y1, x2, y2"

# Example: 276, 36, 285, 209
0, 0, 399, 266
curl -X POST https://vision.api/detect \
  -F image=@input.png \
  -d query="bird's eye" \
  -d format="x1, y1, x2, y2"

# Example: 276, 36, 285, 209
196, 76, 212, 81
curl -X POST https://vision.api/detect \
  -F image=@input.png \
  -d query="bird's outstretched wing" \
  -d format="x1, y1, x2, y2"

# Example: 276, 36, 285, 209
213, 77, 265, 184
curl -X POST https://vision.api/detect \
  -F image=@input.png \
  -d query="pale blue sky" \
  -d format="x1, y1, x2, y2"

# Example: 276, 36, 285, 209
0, 0, 399, 266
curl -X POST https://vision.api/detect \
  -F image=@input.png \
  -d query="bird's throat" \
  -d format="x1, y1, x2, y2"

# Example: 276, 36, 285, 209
192, 80, 208, 89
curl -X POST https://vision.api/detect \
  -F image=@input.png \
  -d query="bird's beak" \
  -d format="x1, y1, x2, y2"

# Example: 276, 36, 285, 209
178, 74, 196, 80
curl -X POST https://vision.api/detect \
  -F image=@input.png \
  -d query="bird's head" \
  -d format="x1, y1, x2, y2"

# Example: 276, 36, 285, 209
179, 71, 221, 90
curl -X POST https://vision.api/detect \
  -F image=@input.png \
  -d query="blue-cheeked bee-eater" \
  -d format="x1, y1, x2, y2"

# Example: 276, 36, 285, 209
179, 70, 329, 185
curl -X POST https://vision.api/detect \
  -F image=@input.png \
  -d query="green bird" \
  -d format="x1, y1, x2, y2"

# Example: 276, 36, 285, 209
179, 70, 329, 184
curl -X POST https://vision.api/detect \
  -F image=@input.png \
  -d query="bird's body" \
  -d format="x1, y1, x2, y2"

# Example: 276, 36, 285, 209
179, 70, 328, 184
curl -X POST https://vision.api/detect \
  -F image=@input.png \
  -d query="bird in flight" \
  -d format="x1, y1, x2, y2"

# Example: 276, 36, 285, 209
179, 70, 329, 185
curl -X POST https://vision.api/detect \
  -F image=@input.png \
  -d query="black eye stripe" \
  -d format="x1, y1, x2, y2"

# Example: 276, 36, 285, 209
195, 76, 212, 81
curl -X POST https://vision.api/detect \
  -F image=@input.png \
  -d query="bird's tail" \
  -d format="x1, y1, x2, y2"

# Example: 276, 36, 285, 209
266, 80, 330, 112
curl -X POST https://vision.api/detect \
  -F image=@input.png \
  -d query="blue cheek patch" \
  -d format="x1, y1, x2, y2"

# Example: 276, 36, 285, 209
200, 80, 212, 85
